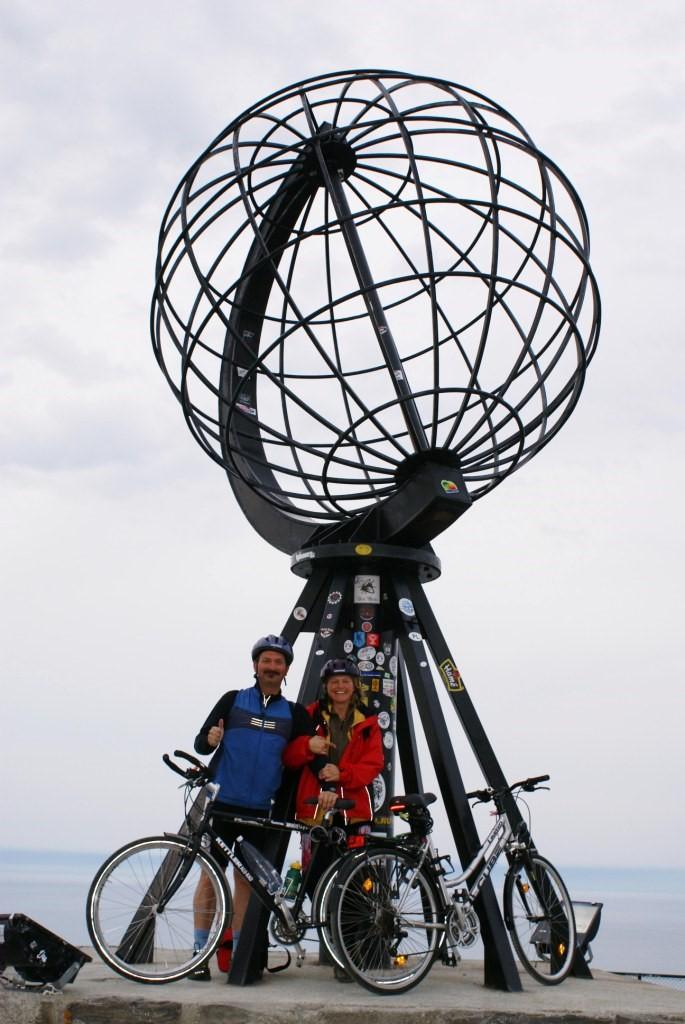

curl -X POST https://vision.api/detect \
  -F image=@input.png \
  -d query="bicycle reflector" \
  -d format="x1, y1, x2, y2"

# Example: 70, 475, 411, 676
361, 876, 374, 893
346, 835, 366, 849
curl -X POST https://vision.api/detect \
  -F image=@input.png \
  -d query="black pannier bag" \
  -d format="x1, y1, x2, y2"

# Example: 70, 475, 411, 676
0, 913, 91, 988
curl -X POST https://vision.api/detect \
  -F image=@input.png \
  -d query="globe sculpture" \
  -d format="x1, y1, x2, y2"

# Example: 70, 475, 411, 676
152, 69, 598, 552
150, 70, 599, 989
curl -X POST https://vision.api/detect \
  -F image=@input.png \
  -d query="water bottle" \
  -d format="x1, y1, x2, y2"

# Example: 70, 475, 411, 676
282, 861, 302, 898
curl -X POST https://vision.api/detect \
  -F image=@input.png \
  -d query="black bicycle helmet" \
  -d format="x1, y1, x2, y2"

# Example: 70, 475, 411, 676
320, 657, 360, 681
251, 634, 294, 665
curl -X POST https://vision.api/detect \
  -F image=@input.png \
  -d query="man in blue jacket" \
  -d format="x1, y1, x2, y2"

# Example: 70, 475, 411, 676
192, 634, 325, 980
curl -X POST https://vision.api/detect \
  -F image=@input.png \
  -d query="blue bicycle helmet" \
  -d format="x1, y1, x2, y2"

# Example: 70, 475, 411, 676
251, 634, 294, 665
320, 657, 360, 681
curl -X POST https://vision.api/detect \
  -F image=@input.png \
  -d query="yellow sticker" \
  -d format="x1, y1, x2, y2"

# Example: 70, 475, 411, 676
439, 658, 464, 692
355, 543, 373, 556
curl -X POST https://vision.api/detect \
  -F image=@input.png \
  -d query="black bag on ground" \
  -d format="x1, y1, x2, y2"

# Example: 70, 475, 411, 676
0, 913, 91, 988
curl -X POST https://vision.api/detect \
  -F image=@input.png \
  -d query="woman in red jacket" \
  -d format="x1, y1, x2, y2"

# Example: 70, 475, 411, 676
283, 657, 384, 890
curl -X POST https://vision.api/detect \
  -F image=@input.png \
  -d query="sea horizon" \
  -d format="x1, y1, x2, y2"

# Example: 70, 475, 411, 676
1, 848, 683, 977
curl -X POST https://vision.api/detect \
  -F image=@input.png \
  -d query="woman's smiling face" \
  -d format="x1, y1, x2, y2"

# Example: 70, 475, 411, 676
326, 674, 356, 707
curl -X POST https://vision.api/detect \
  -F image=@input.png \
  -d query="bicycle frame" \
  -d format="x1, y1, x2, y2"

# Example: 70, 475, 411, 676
173, 783, 345, 948
443, 811, 515, 903
370, 812, 514, 935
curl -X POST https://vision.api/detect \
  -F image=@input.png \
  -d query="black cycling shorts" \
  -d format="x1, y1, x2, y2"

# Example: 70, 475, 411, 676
209, 802, 273, 870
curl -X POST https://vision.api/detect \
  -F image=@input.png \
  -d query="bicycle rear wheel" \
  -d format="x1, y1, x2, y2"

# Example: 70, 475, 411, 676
329, 846, 444, 994
503, 854, 576, 984
87, 836, 231, 983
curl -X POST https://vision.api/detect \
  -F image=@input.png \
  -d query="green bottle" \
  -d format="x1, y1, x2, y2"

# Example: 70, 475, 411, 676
282, 861, 302, 898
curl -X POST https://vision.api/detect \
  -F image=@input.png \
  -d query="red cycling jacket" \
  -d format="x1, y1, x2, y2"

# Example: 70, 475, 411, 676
283, 699, 384, 824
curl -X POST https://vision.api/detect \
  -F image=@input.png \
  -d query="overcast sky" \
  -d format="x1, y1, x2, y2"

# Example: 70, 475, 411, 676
2, 1, 683, 872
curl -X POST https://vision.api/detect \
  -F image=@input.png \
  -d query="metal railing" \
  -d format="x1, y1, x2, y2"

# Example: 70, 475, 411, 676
611, 971, 685, 991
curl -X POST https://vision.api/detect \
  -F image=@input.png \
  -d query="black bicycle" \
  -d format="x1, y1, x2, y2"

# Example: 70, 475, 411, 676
86, 751, 354, 983
327, 775, 577, 994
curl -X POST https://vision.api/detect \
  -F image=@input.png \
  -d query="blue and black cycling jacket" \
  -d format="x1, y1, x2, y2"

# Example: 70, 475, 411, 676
194, 683, 314, 810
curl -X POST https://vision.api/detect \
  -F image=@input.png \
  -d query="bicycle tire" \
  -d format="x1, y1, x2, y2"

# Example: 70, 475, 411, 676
310, 849, 366, 969
329, 846, 444, 994
87, 835, 231, 983
503, 853, 576, 984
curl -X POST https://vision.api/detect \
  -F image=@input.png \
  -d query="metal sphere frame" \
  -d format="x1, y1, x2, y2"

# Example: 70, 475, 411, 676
151, 69, 599, 553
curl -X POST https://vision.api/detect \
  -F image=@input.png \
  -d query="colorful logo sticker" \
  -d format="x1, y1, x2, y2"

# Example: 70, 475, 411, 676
375, 652, 385, 667
358, 660, 375, 672
441, 479, 459, 493
358, 646, 376, 661
371, 774, 386, 813
293, 606, 307, 621
361, 620, 373, 633
353, 630, 366, 648
359, 605, 375, 620
408, 631, 423, 642
398, 597, 415, 617
354, 575, 381, 604
382, 679, 396, 698
327, 591, 342, 605
439, 658, 465, 692
343, 639, 354, 654
292, 549, 315, 564
378, 711, 390, 730
319, 627, 334, 639
354, 543, 373, 556
367, 632, 381, 648
371, 678, 380, 691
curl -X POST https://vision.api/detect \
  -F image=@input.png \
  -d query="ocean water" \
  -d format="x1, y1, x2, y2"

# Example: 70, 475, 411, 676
0, 849, 682, 976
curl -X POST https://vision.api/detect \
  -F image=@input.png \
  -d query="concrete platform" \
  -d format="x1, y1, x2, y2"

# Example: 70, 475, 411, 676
2, 954, 685, 1024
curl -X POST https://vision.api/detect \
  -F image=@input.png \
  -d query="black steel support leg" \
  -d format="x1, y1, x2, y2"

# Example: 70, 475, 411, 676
401, 574, 590, 978
392, 573, 522, 992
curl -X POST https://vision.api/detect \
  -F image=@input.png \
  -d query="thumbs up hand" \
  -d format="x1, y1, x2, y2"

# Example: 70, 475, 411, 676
308, 734, 333, 755
208, 719, 225, 748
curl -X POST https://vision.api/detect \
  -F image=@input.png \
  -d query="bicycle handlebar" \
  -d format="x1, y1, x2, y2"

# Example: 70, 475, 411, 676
163, 750, 210, 783
303, 796, 355, 811
162, 756, 356, 813
466, 774, 550, 804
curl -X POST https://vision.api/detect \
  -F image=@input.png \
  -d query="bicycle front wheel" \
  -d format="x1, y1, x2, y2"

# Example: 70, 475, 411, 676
87, 836, 231, 983
503, 854, 576, 984
329, 847, 444, 994
310, 848, 366, 969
